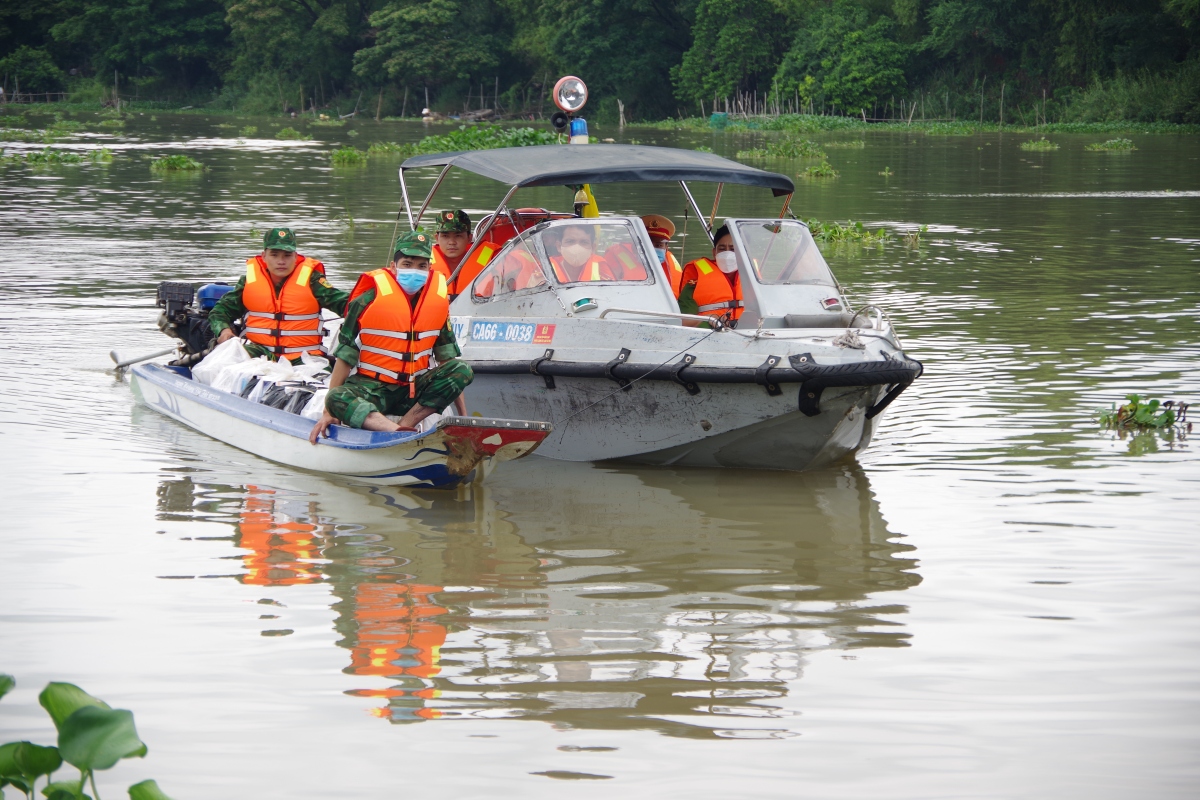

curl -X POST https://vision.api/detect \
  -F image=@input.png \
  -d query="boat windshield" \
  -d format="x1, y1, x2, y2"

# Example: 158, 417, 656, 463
736, 219, 837, 286
471, 218, 656, 300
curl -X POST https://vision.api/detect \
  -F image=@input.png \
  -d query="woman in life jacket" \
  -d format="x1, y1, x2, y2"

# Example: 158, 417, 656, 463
308, 230, 473, 444
546, 224, 615, 283
679, 224, 744, 327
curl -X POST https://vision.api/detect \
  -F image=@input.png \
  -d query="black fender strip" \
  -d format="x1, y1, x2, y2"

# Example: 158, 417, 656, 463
469, 353, 923, 416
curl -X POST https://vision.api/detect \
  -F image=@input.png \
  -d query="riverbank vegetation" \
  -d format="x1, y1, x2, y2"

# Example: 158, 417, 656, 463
1, 1, 1197, 127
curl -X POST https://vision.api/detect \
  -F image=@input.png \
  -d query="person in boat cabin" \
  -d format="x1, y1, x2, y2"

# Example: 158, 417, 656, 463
430, 209, 497, 297
209, 227, 349, 362
308, 230, 472, 443
642, 214, 684, 294
678, 224, 744, 328
545, 224, 615, 282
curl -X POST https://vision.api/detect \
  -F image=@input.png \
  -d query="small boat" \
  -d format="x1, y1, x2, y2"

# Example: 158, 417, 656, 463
394, 143, 923, 472
129, 362, 552, 488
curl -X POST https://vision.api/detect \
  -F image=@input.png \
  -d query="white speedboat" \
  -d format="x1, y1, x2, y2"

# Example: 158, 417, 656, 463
129, 363, 551, 488
397, 144, 922, 471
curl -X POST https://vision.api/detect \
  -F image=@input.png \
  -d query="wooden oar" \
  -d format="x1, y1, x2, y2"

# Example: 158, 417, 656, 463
110, 346, 178, 370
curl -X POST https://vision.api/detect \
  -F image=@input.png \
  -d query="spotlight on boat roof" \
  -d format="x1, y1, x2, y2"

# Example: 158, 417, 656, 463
553, 76, 588, 114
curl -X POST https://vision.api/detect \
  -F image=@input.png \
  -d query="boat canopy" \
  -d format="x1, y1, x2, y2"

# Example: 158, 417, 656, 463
400, 144, 795, 196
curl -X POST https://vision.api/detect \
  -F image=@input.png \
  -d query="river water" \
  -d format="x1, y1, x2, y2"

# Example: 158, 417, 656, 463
1, 112, 1198, 798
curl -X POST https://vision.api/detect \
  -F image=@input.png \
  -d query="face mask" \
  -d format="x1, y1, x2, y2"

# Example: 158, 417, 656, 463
561, 243, 592, 268
715, 251, 738, 273
654, 247, 667, 263
395, 269, 428, 294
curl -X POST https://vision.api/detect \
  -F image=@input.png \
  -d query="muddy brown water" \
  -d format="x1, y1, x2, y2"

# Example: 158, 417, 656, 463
1, 113, 1198, 798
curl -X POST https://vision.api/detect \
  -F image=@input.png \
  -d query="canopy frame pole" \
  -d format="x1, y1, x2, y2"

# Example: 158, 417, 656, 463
397, 168, 416, 230
414, 163, 454, 230
708, 182, 724, 230
778, 192, 793, 219
448, 183, 520, 285
679, 181, 714, 244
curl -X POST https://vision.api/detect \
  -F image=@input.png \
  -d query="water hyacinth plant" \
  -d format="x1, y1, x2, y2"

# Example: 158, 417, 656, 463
4, 148, 114, 165
330, 147, 368, 166
238, 126, 257, 137
736, 136, 825, 160
0, 674, 175, 800
803, 219, 889, 244
275, 127, 311, 141
1020, 138, 1059, 150
150, 155, 204, 172
799, 161, 839, 178
359, 124, 561, 162
1085, 138, 1137, 151
1097, 395, 1189, 433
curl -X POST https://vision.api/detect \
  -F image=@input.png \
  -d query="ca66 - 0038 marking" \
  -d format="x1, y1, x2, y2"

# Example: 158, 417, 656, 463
470, 321, 536, 343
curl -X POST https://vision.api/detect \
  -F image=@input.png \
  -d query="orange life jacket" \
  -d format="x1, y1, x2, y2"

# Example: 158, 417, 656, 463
431, 242, 499, 297
475, 247, 545, 298
602, 242, 647, 281
241, 254, 326, 358
350, 268, 450, 389
684, 257, 744, 321
550, 255, 611, 283
662, 251, 684, 296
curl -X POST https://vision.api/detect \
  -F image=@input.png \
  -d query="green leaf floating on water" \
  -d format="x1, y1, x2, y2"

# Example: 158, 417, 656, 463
39, 683, 111, 730
129, 778, 174, 800
0, 674, 13, 699
58, 706, 148, 771
44, 778, 93, 800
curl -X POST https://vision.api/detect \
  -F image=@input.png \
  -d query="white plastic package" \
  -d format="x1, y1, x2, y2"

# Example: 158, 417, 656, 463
191, 338, 250, 386
212, 357, 294, 396
299, 388, 328, 420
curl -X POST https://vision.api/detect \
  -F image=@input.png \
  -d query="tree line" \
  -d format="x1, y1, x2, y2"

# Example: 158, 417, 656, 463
2, 0, 1198, 123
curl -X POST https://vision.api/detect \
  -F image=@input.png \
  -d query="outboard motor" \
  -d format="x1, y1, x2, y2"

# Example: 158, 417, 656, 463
155, 281, 234, 365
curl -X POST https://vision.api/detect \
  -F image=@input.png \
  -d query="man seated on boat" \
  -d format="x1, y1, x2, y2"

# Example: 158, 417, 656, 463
308, 230, 471, 443
679, 224, 744, 327
545, 223, 616, 283
209, 227, 349, 362
429, 209, 496, 297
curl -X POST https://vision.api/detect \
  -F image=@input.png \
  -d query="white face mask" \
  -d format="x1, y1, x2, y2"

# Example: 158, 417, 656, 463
715, 251, 738, 273
560, 243, 592, 268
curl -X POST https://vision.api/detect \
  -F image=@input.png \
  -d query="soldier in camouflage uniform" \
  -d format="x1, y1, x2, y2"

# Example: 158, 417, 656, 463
210, 227, 348, 362
309, 230, 472, 443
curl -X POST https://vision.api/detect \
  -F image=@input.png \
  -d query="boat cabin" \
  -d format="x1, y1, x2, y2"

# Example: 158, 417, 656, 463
400, 144, 856, 329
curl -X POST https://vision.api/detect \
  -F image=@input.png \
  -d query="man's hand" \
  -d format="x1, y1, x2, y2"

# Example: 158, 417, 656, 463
309, 409, 339, 445
217, 328, 235, 344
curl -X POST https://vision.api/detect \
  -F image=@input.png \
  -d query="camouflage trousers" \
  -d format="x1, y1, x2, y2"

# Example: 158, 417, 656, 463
324, 360, 474, 429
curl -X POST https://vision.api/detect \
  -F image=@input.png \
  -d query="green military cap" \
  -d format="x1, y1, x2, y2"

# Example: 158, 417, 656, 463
393, 229, 433, 259
435, 209, 471, 233
263, 227, 297, 252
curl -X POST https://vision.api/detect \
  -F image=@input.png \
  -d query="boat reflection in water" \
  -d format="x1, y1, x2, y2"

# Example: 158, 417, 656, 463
155, 461, 920, 738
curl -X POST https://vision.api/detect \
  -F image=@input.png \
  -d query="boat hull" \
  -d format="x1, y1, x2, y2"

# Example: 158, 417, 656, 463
130, 364, 550, 488
464, 372, 882, 471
